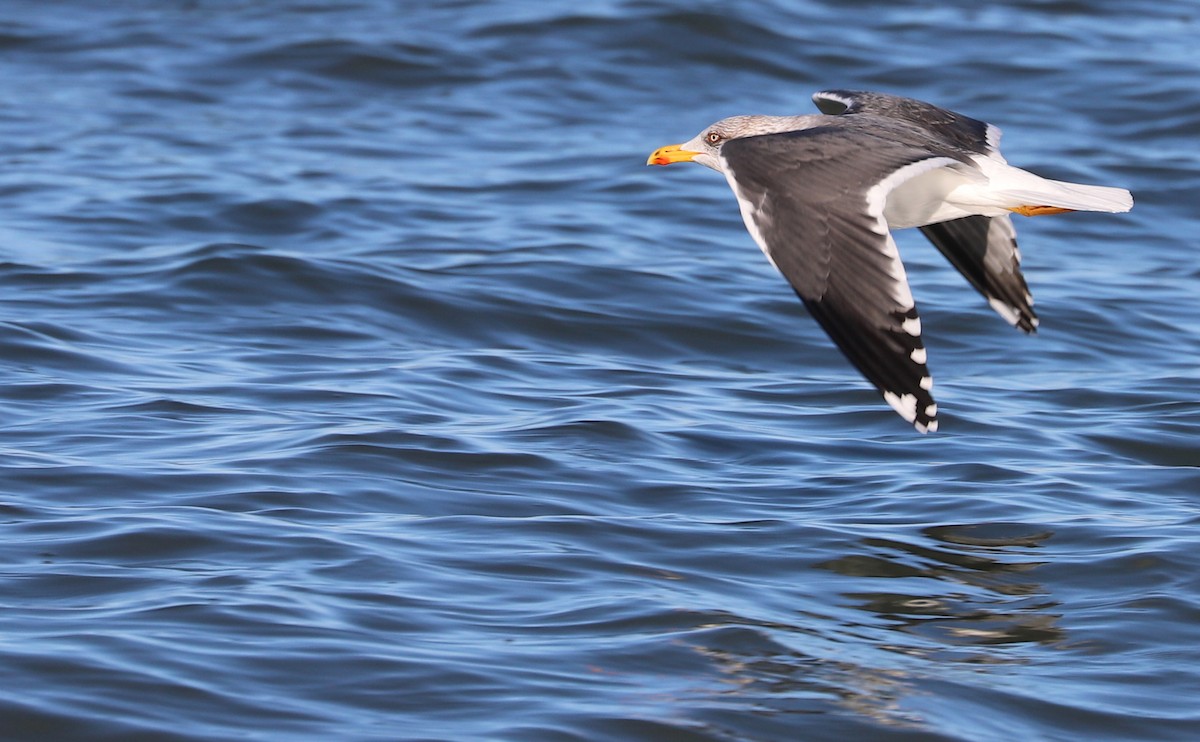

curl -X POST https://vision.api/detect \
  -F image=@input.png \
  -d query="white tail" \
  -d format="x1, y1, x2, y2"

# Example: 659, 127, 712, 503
1007, 179, 1134, 214
968, 157, 1134, 215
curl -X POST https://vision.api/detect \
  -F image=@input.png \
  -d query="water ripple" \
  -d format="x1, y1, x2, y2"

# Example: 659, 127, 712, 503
1, 1, 1198, 741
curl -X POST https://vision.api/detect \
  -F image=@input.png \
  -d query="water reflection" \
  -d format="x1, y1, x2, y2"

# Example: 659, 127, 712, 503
821, 523, 1064, 654
668, 524, 1064, 733
685, 628, 930, 733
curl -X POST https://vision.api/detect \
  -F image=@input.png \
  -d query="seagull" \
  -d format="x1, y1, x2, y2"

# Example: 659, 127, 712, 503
647, 90, 1132, 433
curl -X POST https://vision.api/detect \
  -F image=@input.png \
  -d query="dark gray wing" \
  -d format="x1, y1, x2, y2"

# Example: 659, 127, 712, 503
719, 124, 960, 432
918, 215, 1039, 333
814, 90, 1038, 332
812, 89, 1002, 158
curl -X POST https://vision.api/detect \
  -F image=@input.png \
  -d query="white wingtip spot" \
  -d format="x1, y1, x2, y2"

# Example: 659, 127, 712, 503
901, 316, 921, 336
883, 391, 918, 423
910, 347, 927, 364
987, 297, 1021, 327
925, 404, 937, 418
919, 376, 933, 391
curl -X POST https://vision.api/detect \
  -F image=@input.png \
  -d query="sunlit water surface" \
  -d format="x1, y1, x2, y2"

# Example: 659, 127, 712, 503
1, 2, 1198, 740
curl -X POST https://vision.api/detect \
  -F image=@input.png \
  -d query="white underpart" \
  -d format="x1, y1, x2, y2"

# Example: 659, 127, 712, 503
866, 158, 964, 306
883, 158, 984, 228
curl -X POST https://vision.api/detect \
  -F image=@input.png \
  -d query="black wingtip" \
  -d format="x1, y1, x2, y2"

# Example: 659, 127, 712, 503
883, 389, 939, 433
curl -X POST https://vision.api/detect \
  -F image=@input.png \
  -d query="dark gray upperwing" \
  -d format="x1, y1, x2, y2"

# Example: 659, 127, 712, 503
812, 89, 1000, 157
918, 215, 1039, 333
813, 91, 1036, 333
719, 125, 953, 431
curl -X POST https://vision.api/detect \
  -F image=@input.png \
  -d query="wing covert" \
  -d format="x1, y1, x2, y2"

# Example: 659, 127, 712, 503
813, 89, 1002, 158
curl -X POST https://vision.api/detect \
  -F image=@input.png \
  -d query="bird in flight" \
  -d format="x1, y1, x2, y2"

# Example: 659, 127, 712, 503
647, 90, 1132, 432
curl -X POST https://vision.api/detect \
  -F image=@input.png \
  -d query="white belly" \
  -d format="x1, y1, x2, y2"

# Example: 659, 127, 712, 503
883, 161, 1007, 229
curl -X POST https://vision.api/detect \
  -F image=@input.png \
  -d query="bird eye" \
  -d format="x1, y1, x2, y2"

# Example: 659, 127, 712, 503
706, 131, 722, 144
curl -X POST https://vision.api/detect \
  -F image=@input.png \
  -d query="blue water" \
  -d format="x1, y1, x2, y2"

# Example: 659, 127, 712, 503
2, 1, 1198, 740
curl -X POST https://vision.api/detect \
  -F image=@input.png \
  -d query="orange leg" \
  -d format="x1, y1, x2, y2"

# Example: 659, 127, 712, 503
1009, 205, 1076, 217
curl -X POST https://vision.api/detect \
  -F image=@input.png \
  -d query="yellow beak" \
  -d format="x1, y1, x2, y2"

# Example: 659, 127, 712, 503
647, 144, 700, 166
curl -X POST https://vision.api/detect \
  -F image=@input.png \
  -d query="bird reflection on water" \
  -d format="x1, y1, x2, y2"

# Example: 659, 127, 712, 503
668, 523, 1061, 732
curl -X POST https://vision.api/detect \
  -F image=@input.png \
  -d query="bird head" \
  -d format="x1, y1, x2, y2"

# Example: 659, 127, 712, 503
647, 115, 816, 172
